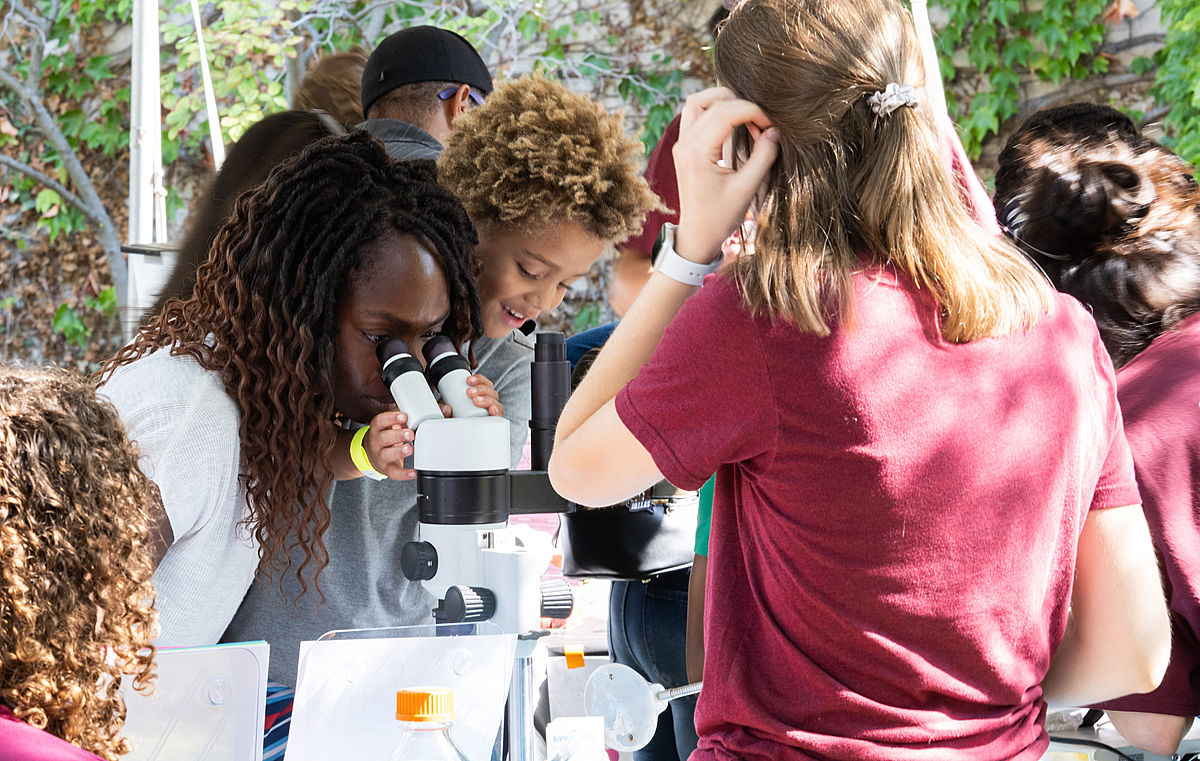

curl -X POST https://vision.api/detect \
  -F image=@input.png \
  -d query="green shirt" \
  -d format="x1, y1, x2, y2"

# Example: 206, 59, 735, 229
696, 475, 715, 557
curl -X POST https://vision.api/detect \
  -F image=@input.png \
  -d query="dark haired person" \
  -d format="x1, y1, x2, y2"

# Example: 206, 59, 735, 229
98, 133, 485, 650
548, 0, 1171, 758
358, 25, 492, 160
995, 103, 1200, 757
221, 73, 656, 708
147, 50, 370, 318
146, 110, 345, 317
1, 367, 157, 761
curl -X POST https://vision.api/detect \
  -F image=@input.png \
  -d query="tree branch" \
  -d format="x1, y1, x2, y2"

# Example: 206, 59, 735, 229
1101, 34, 1165, 54
0, 153, 91, 212
0, 63, 127, 299
0, 64, 32, 103
1018, 72, 1156, 120
8, 1, 48, 31
1143, 104, 1171, 126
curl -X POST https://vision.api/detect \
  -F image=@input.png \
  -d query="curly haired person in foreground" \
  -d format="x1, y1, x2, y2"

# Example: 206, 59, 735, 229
96, 132, 488, 650
439, 73, 662, 337
0, 366, 157, 761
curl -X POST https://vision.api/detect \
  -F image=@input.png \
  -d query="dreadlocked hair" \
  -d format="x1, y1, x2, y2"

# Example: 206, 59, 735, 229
1, 366, 157, 760
97, 132, 481, 593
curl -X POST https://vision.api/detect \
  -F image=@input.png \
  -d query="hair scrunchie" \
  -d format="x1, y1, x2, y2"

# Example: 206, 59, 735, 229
868, 83, 919, 117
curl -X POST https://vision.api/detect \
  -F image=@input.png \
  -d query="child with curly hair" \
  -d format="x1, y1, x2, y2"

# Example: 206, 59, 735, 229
438, 73, 662, 337
97, 132, 492, 651
0, 366, 157, 761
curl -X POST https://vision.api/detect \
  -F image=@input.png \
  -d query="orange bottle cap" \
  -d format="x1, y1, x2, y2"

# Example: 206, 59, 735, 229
564, 645, 586, 670
396, 687, 455, 722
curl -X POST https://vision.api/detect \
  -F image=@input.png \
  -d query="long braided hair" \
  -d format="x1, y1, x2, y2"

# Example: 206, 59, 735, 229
98, 132, 481, 590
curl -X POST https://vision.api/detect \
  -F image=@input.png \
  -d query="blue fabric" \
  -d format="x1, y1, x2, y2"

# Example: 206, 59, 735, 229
262, 681, 294, 761
608, 569, 698, 761
565, 322, 618, 371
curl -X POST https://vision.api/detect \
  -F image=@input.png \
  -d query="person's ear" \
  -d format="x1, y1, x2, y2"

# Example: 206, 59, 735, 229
444, 84, 473, 123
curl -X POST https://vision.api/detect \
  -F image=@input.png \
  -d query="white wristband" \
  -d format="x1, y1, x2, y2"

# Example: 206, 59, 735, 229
654, 224, 721, 286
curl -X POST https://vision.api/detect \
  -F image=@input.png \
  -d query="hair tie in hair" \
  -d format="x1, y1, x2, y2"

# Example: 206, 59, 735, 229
998, 195, 1027, 239
868, 83, 919, 117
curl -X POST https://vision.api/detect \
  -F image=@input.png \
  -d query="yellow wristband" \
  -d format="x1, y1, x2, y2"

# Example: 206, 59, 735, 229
350, 425, 386, 481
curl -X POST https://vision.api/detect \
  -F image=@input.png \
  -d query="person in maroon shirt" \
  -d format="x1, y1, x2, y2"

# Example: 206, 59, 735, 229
0, 367, 157, 761
994, 103, 1200, 757
547, 0, 1171, 758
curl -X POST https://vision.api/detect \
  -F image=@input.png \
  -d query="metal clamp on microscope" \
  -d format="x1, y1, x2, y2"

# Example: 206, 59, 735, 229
377, 332, 576, 760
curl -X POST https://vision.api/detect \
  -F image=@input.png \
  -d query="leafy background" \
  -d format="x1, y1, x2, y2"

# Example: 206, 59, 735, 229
1, 0, 1196, 370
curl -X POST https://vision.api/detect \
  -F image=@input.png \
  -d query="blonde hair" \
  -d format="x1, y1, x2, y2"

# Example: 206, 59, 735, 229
0, 366, 156, 759
292, 48, 367, 130
716, 0, 1051, 341
438, 74, 663, 242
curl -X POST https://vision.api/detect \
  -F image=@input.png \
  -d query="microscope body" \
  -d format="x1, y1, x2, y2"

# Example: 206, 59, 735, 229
409, 416, 556, 636
376, 332, 573, 761
385, 333, 573, 638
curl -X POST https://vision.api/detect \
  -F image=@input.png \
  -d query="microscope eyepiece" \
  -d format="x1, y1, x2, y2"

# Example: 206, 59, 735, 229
420, 335, 457, 366
422, 335, 487, 420
530, 332, 569, 471
534, 331, 565, 362
377, 338, 419, 381
377, 337, 443, 430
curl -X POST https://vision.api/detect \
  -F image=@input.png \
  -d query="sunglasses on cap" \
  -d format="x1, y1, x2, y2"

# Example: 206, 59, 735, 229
438, 86, 485, 107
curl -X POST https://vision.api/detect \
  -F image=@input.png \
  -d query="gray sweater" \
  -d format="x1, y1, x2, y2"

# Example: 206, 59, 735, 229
357, 119, 442, 161
221, 333, 534, 686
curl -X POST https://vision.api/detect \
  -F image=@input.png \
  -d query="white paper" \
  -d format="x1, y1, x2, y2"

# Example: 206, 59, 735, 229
287, 632, 516, 761
120, 640, 268, 761
547, 716, 606, 761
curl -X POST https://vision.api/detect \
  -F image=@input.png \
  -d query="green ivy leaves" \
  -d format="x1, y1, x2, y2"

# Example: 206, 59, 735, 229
934, 0, 1109, 157
52, 287, 117, 349
1154, 0, 1200, 165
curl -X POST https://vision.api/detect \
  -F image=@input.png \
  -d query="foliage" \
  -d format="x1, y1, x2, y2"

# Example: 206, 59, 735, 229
161, 0, 696, 164
52, 287, 117, 349
1, 0, 132, 242
617, 57, 684, 153
1, 0, 134, 364
932, 0, 1111, 156
1152, 0, 1200, 166
160, 0, 299, 158
2, 0, 712, 365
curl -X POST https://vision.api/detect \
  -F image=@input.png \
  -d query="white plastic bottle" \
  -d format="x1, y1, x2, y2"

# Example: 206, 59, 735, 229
391, 687, 470, 761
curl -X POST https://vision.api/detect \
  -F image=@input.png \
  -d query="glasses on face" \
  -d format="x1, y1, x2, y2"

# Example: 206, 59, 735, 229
438, 86, 485, 107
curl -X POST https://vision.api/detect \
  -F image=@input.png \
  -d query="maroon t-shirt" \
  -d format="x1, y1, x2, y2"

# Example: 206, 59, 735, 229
0, 707, 104, 761
616, 269, 1139, 760
1099, 313, 1200, 717
622, 115, 681, 257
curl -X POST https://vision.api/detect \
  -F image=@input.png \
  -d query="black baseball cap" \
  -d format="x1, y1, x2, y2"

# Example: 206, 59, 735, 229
361, 26, 493, 117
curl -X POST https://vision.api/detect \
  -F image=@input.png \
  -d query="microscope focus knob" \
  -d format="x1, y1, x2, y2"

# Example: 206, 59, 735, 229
436, 585, 497, 624
400, 541, 438, 581
540, 579, 574, 620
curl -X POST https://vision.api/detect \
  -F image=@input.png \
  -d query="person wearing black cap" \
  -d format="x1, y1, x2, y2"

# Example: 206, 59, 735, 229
358, 25, 493, 160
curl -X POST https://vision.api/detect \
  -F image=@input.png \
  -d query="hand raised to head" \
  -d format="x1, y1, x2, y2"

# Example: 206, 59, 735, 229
672, 87, 778, 265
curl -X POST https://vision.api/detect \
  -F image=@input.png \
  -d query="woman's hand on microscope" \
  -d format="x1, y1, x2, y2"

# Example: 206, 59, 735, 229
457, 374, 504, 418
365, 410, 417, 481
